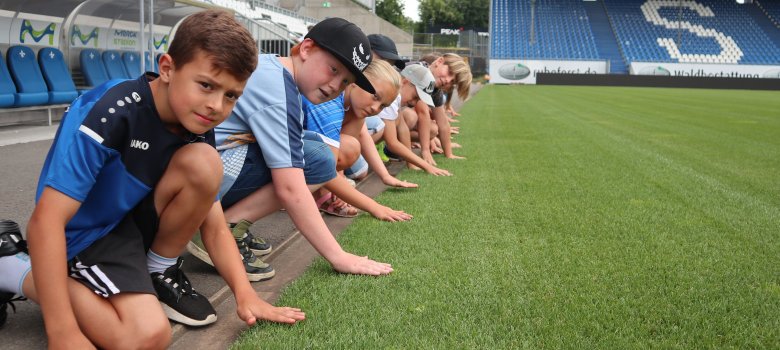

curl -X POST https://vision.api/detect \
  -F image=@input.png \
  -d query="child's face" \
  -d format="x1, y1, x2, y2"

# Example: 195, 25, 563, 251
400, 79, 421, 108
430, 58, 454, 90
163, 51, 246, 135
348, 79, 397, 119
298, 45, 355, 104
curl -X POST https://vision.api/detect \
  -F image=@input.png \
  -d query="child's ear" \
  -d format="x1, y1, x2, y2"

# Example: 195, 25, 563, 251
299, 39, 315, 61
157, 54, 174, 82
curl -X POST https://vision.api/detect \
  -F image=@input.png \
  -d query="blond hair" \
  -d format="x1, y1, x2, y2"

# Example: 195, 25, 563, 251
363, 60, 401, 94
421, 53, 472, 101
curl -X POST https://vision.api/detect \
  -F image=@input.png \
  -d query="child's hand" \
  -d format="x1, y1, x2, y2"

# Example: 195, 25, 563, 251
382, 176, 418, 188
370, 205, 413, 222
237, 299, 305, 325
331, 253, 393, 275
425, 166, 452, 176
446, 154, 466, 160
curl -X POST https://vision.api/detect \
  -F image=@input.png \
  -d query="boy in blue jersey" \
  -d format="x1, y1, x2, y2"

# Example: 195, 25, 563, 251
188, 17, 394, 278
0, 9, 303, 348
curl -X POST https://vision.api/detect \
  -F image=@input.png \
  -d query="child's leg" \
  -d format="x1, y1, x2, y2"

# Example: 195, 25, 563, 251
151, 142, 222, 257
336, 134, 361, 172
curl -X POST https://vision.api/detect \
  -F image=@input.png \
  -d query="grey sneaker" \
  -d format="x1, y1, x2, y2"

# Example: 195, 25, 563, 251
186, 227, 274, 282
231, 220, 272, 256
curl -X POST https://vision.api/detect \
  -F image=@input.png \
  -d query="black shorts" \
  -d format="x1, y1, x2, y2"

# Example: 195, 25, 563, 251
67, 194, 159, 297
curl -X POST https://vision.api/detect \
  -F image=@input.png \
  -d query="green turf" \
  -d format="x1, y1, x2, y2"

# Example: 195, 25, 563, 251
232, 85, 780, 349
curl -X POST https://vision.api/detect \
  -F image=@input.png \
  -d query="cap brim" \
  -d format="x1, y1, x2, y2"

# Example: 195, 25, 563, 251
375, 50, 407, 70
415, 86, 435, 107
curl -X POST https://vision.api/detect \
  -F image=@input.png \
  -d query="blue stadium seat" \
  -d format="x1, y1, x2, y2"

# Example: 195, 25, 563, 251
102, 50, 129, 79
80, 49, 109, 88
6, 46, 49, 107
0, 51, 17, 108
122, 51, 142, 77
38, 47, 78, 104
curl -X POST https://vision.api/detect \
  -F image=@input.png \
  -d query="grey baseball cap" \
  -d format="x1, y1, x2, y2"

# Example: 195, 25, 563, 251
401, 64, 435, 107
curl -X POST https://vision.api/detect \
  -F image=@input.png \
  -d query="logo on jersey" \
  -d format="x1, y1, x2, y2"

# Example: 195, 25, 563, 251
130, 139, 150, 150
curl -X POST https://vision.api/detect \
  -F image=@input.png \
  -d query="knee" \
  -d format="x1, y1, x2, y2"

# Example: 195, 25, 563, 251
401, 108, 418, 128
337, 135, 361, 171
134, 323, 171, 350
430, 123, 439, 138
169, 143, 222, 194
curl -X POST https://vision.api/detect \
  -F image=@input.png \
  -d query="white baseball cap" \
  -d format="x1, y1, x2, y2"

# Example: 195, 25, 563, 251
401, 64, 436, 107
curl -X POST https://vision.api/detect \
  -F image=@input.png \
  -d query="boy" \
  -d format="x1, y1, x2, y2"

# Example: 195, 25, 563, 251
187, 17, 393, 280
0, 10, 303, 348
402, 53, 472, 166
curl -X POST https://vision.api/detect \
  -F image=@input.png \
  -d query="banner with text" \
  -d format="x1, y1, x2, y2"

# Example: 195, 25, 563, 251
489, 59, 608, 84
631, 62, 780, 79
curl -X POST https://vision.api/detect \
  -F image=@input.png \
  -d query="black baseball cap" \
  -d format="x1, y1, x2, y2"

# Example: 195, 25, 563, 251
305, 17, 375, 94
368, 34, 408, 70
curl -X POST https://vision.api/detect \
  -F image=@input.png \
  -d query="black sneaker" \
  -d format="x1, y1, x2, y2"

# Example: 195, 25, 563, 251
1, 292, 25, 328
152, 258, 217, 327
383, 145, 401, 161
231, 220, 272, 256
1, 220, 27, 257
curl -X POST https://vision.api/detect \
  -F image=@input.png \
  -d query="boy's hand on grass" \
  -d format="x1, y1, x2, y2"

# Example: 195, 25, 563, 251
237, 299, 305, 325
331, 253, 393, 276
382, 176, 418, 188
422, 152, 437, 166
446, 154, 466, 160
370, 205, 413, 222
425, 166, 452, 176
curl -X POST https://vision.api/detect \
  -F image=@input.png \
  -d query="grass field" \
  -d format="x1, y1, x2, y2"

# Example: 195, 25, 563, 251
232, 85, 780, 349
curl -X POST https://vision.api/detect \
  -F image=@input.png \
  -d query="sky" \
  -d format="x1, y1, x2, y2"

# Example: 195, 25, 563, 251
401, 0, 420, 22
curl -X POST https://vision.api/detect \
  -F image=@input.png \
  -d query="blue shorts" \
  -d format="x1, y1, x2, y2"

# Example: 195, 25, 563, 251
221, 137, 337, 209
344, 155, 368, 179
364, 116, 385, 135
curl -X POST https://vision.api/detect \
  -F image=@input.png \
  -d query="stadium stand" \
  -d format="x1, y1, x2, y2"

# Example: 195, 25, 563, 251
122, 51, 142, 78
6, 46, 49, 107
80, 49, 109, 88
757, 0, 780, 28
603, 0, 780, 64
0, 52, 17, 108
38, 48, 78, 103
490, 0, 599, 60
102, 50, 129, 80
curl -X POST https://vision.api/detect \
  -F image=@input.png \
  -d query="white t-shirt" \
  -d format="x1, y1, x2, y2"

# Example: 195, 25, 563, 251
376, 94, 401, 121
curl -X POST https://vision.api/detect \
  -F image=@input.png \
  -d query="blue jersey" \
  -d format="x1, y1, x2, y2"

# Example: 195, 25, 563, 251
302, 93, 345, 148
36, 74, 214, 259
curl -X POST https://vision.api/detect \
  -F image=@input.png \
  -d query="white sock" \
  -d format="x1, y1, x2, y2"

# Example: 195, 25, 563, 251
0, 253, 32, 297
146, 250, 177, 274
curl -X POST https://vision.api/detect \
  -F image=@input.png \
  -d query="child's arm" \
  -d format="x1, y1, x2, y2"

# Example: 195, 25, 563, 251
432, 105, 465, 159
200, 201, 305, 325
357, 125, 417, 188
324, 175, 413, 222
271, 167, 394, 274
414, 101, 436, 166
27, 188, 95, 348
383, 119, 452, 176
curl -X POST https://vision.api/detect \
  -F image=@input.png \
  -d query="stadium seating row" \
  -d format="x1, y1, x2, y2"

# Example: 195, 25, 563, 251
80, 49, 158, 88
0, 46, 76, 108
0, 46, 158, 109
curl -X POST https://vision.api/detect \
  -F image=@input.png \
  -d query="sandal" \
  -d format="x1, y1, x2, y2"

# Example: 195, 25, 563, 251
315, 192, 359, 218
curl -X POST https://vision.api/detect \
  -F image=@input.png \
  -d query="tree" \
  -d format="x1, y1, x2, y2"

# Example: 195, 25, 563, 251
376, 0, 411, 29
418, 0, 489, 32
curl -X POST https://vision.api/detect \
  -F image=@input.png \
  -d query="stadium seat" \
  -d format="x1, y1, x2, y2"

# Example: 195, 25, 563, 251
0, 52, 17, 108
122, 51, 142, 77
80, 49, 109, 88
102, 50, 129, 79
37, 48, 78, 104
6, 46, 49, 107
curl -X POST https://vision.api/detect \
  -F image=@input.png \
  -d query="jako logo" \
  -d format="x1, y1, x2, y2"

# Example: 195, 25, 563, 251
20, 20, 56, 45
130, 139, 150, 150
71, 26, 99, 47
498, 63, 531, 80
154, 35, 169, 51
